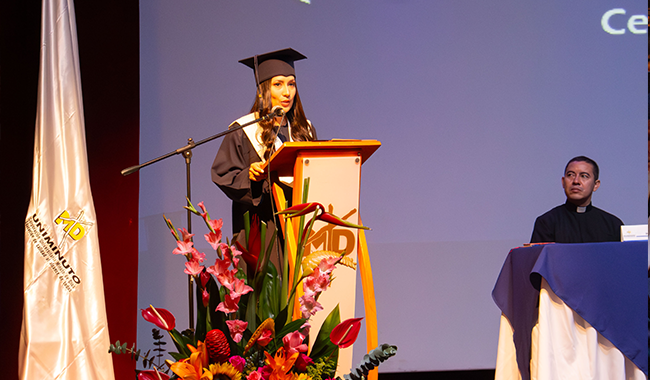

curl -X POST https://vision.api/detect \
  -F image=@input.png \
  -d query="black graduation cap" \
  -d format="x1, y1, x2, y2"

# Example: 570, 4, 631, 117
239, 48, 307, 85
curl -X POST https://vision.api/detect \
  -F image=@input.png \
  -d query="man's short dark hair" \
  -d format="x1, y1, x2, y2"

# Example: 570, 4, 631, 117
565, 156, 599, 180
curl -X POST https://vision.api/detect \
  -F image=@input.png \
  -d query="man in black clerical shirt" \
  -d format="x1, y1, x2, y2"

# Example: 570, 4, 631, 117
530, 156, 623, 243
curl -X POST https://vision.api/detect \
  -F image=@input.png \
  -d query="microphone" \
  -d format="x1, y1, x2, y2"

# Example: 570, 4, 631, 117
262, 106, 284, 121
271, 106, 284, 117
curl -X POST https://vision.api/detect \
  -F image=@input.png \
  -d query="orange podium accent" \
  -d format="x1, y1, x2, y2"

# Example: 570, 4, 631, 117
265, 140, 380, 377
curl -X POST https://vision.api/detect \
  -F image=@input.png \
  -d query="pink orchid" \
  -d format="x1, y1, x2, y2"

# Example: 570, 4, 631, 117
178, 228, 194, 242
200, 271, 210, 288
300, 322, 311, 336
208, 218, 223, 233
201, 288, 210, 307
190, 249, 205, 263
216, 270, 237, 291
330, 317, 364, 348
197, 201, 209, 221
204, 231, 222, 250
226, 320, 248, 343
206, 258, 231, 278
217, 242, 230, 256
216, 292, 241, 314
141, 305, 176, 331
172, 240, 194, 257
282, 331, 308, 357
184, 260, 204, 276
303, 268, 330, 296
299, 294, 323, 319
229, 355, 246, 372
223, 245, 242, 267
230, 278, 253, 298
317, 256, 340, 274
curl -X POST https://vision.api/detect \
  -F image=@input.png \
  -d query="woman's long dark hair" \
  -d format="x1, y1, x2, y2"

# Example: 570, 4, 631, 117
250, 78, 315, 160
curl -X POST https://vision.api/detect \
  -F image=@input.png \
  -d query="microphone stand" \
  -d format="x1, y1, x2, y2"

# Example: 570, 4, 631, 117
121, 111, 279, 331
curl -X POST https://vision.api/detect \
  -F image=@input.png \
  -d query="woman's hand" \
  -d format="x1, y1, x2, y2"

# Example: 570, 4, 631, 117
249, 162, 267, 182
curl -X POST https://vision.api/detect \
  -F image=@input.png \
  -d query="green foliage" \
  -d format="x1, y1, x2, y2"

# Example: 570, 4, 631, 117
107, 329, 172, 375
309, 305, 341, 361
112, 195, 400, 379
337, 344, 398, 380
257, 262, 281, 320
307, 357, 338, 380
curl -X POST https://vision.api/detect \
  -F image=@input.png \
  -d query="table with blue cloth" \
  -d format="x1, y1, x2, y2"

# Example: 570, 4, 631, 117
492, 241, 647, 380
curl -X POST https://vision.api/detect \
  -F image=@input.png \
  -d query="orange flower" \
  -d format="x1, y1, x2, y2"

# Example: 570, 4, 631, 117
187, 340, 209, 369
170, 349, 213, 380
264, 348, 299, 380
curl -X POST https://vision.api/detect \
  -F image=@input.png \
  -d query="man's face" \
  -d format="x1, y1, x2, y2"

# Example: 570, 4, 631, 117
562, 161, 600, 207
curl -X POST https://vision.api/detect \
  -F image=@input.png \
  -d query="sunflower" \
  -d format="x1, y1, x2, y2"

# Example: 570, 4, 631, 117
291, 373, 312, 380
209, 362, 242, 380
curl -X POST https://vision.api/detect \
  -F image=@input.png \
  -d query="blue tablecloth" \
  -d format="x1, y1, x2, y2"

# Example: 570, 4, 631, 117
492, 242, 647, 380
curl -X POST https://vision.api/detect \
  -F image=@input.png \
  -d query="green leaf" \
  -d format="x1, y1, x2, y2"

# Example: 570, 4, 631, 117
195, 276, 208, 341
309, 304, 340, 361
168, 329, 192, 357
276, 317, 307, 339
246, 291, 258, 332
168, 351, 188, 362
243, 211, 251, 245
257, 262, 280, 320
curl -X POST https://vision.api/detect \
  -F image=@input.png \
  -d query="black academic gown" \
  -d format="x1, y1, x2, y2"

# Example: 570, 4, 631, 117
530, 201, 623, 243
211, 113, 315, 239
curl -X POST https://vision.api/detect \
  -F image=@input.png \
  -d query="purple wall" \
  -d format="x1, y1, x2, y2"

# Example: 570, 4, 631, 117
137, 0, 647, 372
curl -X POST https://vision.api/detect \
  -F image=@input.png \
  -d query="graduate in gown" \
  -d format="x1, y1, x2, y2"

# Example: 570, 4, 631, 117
530, 156, 623, 243
212, 48, 316, 248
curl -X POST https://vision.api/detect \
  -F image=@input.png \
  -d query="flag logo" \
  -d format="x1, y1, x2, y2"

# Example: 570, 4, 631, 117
24, 211, 89, 292
54, 209, 90, 241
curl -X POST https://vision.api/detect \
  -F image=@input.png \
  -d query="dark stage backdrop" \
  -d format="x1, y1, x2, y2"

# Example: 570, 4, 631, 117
1, 1, 139, 378
137, 0, 647, 373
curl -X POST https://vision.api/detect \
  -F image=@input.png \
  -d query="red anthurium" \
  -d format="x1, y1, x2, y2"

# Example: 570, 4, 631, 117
330, 317, 363, 348
141, 305, 176, 331
137, 369, 170, 380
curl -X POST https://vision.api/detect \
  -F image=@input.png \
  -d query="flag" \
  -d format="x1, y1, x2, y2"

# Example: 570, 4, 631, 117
19, 0, 115, 378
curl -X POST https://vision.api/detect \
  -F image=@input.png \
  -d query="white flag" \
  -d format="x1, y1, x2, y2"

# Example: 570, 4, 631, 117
19, 0, 115, 378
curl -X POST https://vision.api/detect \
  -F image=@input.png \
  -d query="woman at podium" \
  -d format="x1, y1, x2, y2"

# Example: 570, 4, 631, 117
211, 48, 317, 245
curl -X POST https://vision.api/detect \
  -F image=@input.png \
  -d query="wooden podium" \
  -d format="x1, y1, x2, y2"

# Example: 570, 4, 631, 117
265, 140, 381, 377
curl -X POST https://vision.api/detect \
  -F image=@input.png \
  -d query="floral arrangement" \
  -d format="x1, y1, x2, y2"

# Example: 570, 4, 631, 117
110, 199, 397, 380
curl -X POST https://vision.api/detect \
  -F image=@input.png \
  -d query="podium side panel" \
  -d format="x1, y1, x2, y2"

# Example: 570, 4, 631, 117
298, 152, 361, 376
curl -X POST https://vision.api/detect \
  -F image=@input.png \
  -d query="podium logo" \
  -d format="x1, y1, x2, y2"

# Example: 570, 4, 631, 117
54, 210, 87, 241
307, 205, 358, 256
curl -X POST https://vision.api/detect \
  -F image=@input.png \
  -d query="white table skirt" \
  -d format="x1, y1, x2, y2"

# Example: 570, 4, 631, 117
495, 279, 646, 380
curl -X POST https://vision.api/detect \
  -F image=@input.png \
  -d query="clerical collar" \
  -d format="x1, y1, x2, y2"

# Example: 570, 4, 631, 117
564, 201, 592, 213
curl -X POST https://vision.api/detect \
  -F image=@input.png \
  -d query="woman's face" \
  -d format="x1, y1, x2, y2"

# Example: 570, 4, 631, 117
269, 75, 296, 115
